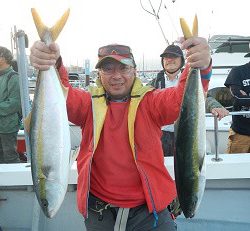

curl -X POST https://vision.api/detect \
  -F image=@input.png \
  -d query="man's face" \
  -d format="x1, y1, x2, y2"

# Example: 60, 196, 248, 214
98, 60, 136, 100
163, 55, 182, 73
0, 57, 7, 69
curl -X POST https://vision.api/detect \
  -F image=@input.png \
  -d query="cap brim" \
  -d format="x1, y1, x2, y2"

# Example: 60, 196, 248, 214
95, 55, 135, 69
160, 51, 182, 57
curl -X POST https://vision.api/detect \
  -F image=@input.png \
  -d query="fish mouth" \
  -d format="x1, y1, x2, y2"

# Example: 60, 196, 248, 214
41, 199, 56, 219
40, 198, 54, 218
46, 210, 56, 219
181, 196, 198, 218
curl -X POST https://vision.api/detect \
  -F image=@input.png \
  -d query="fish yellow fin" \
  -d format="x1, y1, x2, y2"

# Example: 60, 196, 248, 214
31, 8, 70, 42
180, 18, 193, 39
31, 8, 49, 40
70, 147, 80, 167
54, 68, 69, 99
50, 8, 70, 42
192, 14, 198, 37
180, 15, 199, 39
61, 84, 69, 99
24, 112, 32, 134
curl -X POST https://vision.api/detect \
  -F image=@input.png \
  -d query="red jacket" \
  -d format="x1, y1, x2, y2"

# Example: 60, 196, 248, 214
58, 63, 211, 218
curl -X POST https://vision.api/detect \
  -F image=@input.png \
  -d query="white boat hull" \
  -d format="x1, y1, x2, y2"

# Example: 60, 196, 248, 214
1, 154, 250, 231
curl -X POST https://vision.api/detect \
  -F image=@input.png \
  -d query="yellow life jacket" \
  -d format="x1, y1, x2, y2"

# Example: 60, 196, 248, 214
88, 77, 154, 159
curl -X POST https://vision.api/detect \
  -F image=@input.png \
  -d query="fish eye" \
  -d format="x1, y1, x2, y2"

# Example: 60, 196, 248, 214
41, 198, 48, 208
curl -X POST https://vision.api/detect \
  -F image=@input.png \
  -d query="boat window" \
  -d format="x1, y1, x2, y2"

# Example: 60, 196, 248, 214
215, 43, 249, 53
209, 35, 250, 54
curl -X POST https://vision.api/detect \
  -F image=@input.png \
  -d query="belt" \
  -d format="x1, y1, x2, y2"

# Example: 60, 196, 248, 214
88, 193, 130, 231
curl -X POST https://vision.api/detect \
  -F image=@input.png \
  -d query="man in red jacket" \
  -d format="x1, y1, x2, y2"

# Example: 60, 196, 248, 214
30, 37, 211, 231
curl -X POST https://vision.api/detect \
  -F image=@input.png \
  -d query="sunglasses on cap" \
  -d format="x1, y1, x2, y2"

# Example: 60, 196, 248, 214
98, 44, 132, 58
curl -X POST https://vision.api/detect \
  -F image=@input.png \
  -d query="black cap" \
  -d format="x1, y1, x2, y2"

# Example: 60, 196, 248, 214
160, 44, 183, 58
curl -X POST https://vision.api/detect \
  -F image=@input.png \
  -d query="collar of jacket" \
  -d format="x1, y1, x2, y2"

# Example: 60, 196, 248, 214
88, 77, 154, 159
0, 66, 12, 76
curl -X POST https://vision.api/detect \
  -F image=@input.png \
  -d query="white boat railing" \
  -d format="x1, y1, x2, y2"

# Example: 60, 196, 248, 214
205, 111, 250, 161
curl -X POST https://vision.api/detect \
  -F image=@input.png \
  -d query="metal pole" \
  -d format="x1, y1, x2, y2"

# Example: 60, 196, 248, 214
206, 111, 250, 117
10, 28, 14, 55
85, 59, 90, 87
16, 30, 31, 162
206, 111, 250, 162
140, 0, 170, 46
155, 16, 169, 46
211, 116, 222, 162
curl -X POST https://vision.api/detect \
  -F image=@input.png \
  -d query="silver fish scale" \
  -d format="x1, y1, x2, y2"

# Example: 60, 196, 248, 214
30, 66, 71, 218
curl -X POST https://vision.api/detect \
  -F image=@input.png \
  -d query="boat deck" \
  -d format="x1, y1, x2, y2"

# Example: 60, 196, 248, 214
1, 154, 250, 231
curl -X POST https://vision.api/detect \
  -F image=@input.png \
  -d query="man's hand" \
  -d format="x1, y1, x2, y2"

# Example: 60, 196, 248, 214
30, 41, 60, 71
211, 107, 229, 120
180, 37, 211, 70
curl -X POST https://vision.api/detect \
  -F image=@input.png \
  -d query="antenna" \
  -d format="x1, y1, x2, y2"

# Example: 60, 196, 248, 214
163, 3, 179, 39
140, 0, 170, 45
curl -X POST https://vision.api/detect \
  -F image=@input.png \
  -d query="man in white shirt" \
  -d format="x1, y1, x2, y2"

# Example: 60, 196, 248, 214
152, 44, 229, 156
152, 45, 185, 156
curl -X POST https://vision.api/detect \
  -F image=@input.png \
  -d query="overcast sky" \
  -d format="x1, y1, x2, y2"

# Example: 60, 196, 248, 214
1, 0, 250, 70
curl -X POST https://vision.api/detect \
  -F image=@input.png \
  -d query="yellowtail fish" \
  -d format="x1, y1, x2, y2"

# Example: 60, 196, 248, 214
174, 15, 206, 218
29, 8, 71, 218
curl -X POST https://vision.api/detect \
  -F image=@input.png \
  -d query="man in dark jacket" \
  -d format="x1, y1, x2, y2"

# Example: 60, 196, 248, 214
225, 62, 250, 153
0, 46, 21, 163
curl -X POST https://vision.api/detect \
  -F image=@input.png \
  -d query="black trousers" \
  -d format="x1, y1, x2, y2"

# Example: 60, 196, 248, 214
161, 131, 175, 157
0, 132, 20, 163
85, 193, 177, 231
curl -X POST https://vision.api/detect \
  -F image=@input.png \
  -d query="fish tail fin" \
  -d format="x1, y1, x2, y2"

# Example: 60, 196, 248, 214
31, 8, 70, 42
192, 14, 198, 37
180, 15, 198, 39
180, 18, 192, 39
50, 8, 70, 41
31, 8, 49, 40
